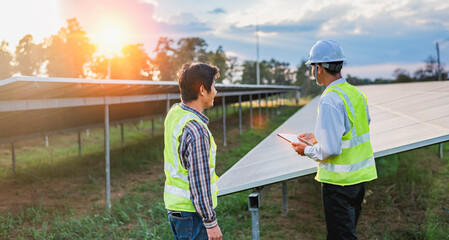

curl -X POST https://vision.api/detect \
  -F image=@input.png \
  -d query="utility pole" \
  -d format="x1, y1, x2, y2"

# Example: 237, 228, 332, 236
436, 42, 441, 81
256, 15, 260, 85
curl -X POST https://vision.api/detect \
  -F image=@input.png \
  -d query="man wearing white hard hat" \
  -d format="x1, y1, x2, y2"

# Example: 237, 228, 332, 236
292, 40, 377, 240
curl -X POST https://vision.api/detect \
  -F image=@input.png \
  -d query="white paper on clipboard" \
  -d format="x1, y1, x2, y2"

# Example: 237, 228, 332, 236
277, 133, 313, 146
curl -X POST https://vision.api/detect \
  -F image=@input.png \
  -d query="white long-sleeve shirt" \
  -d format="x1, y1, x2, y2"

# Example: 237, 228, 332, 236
304, 78, 371, 161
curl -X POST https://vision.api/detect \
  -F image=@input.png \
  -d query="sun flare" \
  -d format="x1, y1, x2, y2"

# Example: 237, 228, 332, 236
92, 19, 128, 56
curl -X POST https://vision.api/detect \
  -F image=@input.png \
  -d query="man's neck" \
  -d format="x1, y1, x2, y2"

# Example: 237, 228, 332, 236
324, 74, 342, 87
184, 100, 204, 113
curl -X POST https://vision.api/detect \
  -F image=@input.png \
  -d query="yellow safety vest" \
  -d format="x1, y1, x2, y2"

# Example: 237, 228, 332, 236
315, 82, 377, 186
164, 104, 218, 211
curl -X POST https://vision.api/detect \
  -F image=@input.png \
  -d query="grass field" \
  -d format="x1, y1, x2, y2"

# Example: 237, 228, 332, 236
0, 100, 448, 239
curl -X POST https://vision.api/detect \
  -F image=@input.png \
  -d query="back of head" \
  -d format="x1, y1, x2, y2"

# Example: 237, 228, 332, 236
177, 62, 220, 102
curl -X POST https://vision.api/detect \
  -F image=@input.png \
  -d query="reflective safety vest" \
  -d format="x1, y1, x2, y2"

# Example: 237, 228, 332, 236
315, 82, 377, 186
164, 104, 218, 212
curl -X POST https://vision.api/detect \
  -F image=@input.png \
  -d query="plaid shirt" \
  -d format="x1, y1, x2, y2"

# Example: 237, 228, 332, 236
178, 103, 217, 229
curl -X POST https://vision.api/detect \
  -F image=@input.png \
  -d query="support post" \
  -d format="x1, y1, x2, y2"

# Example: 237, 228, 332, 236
296, 90, 300, 105
258, 94, 262, 126
120, 123, 124, 147
239, 95, 242, 135
78, 131, 82, 157
280, 93, 284, 112
250, 94, 253, 129
440, 143, 444, 159
249, 192, 261, 240
45, 135, 49, 147
11, 142, 16, 174
271, 94, 275, 118
152, 118, 155, 136
104, 103, 111, 210
166, 94, 170, 116
216, 105, 219, 118
222, 96, 227, 147
276, 93, 281, 116
265, 93, 269, 120
86, 129, 90, 138
282, 181, 288, 216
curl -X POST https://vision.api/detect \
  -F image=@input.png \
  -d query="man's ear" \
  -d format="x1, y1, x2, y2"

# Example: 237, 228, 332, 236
199, 85, 206, 96
318, 65, 324, 74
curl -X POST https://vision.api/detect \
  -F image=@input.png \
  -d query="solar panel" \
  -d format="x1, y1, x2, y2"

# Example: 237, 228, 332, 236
217, 81, 449, 196
0, 76, 300, 141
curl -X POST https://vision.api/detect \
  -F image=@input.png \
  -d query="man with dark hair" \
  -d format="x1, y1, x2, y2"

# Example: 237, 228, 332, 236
164, 62, 222, 240
292, 40, 377, 240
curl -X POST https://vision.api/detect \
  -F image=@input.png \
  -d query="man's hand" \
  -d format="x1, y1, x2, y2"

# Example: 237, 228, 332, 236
207, 225, 222, 240
298, 133, 317, 145
292, 141, 308, 156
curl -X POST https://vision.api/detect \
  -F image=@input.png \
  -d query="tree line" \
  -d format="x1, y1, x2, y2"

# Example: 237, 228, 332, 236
0, 18, 446, 97
392, 56, 447, 83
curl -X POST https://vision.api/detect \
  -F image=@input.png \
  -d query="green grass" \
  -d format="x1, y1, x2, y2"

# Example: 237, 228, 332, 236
0, 101, 448, 239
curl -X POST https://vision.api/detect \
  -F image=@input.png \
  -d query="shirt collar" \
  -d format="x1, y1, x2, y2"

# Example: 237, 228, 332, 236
180, 103, 209, 124
323, 78, 347, 94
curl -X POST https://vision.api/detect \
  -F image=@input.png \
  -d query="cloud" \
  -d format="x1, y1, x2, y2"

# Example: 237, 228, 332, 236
168, 12, 199, 25
155, 21, 211, 35
46, 0, 449, 79
209, 8, 226, 14
141, 0, 158, 7
60, 0, 157, 40
58, 0, 213, 55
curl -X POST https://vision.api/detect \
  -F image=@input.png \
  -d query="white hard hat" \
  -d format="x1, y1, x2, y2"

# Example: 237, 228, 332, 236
305, 40, 346, 65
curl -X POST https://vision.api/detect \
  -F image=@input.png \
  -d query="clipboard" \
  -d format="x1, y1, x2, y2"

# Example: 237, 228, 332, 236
277, 133, 313, 146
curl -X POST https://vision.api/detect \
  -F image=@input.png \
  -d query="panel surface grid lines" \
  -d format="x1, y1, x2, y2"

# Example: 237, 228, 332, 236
217, 81, 449, 196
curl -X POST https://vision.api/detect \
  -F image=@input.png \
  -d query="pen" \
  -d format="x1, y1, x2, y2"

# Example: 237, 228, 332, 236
297, 136, 313, 146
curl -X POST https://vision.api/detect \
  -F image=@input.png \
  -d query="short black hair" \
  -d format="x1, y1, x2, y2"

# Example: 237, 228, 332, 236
320, 61, 343, 75
177, 62, 220, 102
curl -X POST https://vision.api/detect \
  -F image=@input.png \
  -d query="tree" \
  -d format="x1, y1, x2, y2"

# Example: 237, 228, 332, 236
0, 41, 13, 79
393, 68, 413, 83
346, 74, 373, 85
294, 60, 322, 97
45, 18, 96, 78
209, 46, 228, 83
225, 56, 238, 83
175, 37, 209, 65
152, 37, 221, 81
240, 60, 272, 84
152, 37, 176, 81
267, 59, 293, 85
414, 56, 439, 81
15, 34, 44, 76
110, 44, 153, 80
88, 55, 109, 79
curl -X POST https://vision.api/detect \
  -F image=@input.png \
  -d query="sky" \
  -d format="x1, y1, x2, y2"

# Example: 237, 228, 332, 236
1, 0, 449, 80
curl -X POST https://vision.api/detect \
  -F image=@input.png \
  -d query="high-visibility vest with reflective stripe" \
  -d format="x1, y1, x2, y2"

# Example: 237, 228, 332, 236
164, 104, 218, 212
315, 82, 377, 186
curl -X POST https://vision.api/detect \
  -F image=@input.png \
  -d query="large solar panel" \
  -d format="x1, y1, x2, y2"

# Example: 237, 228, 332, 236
0, 76, 300, 141
217, 81, 449, 196
0, 76, 299, 100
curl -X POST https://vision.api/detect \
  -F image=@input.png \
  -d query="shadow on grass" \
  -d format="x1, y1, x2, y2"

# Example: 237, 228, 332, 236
6, 134, 164, 184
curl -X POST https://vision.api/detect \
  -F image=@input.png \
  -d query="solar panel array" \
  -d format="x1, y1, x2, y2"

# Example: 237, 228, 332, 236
217, 81, 449, 196
0, 76, 300, 141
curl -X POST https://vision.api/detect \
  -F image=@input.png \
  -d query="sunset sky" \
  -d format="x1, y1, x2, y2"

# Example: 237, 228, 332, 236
1, 0, 449, 80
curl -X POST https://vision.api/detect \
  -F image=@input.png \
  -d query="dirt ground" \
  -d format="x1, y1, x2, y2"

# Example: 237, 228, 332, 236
0, 169, 160, 216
